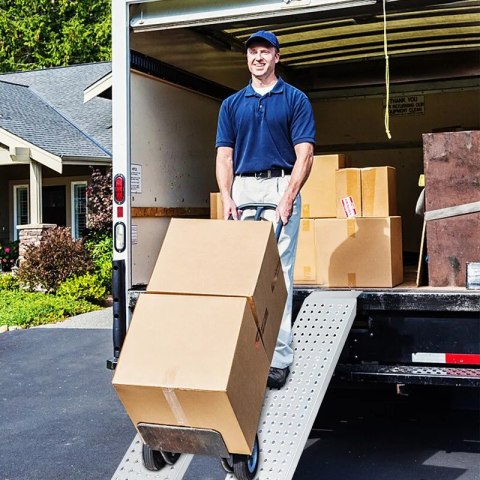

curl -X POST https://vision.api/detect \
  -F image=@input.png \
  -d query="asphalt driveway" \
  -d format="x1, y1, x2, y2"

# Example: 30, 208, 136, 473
0, 308, 135, 480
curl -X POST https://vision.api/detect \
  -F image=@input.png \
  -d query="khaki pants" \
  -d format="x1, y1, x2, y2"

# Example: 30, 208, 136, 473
232, 174, 301, 369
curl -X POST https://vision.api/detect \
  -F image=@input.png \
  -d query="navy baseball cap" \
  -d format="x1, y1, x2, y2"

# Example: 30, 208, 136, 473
245, 30, 280, 50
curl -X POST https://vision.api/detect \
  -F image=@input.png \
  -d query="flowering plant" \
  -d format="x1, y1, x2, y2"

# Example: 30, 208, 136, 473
0, 241, 19, 272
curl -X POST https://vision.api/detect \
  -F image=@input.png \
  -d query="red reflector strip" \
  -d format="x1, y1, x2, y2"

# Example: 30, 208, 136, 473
117, 206, 124, 218
413, 352, 480, 365
445, 354, 480, 365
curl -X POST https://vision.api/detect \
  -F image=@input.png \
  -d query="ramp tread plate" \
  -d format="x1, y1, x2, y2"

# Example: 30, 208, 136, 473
112, 434, 193, 480
226, 290, 358, 480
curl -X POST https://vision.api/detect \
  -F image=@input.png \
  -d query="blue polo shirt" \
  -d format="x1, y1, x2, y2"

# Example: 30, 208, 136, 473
215, 77, 316, 174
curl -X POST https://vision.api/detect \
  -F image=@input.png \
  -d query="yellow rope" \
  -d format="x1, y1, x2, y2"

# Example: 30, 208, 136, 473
383, 0, 392, 139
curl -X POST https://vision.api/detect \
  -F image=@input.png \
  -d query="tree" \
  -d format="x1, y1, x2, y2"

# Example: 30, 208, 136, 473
86, 167, 112, 237
0, 0, 111, 72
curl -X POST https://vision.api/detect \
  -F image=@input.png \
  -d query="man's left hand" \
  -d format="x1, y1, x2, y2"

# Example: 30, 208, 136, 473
276, 196, 294, 225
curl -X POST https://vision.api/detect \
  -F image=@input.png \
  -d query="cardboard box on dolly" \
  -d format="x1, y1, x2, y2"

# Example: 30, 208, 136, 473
113, 219, 287, 455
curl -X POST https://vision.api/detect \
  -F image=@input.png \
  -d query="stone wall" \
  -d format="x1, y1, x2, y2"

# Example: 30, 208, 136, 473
17, 224, 56, 262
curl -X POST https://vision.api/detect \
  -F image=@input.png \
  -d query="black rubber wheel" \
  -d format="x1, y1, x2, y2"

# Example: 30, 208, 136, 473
232, 434, 260, 480
220, 457, 234, 473
161, 450, 181, 465
142, 443, 166, 471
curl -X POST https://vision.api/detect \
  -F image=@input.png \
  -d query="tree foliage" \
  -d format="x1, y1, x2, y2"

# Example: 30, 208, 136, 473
0, 0, 111, 72
86, 167, 112, 237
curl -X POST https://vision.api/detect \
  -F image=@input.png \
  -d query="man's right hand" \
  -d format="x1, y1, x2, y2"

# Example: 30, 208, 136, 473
223, 197, 240, 220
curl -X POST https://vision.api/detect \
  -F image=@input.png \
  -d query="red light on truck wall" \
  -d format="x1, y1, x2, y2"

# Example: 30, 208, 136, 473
114, 174, 125, 204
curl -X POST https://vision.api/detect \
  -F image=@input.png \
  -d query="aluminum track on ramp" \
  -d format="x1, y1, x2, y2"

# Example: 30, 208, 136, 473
112, 290, 358, 480
224, 290, 359, 480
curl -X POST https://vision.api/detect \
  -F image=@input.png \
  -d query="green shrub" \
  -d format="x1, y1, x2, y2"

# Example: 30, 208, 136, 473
17, 227, 92, 293
57, 273, 106, 304
0, 290, 99, 327
0, 272, 20, 290
85, 234, 112, 293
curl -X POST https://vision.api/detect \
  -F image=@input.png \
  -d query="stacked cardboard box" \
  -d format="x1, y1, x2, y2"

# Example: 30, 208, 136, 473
295, 159, 403, 288
113, 219, 287, 455
208, 160, 403, 288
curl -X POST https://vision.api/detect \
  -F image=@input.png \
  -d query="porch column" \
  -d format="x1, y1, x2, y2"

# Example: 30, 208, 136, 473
29, 160, 42, 224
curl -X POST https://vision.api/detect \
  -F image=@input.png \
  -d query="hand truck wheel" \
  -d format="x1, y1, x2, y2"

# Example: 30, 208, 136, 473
142, 443, 166, 471
232, 434, 260, 480
161, 450, 181, 465
220, 456, 234, 473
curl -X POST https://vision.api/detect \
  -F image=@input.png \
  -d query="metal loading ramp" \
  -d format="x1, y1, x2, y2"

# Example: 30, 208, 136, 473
112, 291, 359, 480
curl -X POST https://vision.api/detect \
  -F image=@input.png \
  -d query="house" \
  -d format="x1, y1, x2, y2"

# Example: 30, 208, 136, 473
0, 62, 112, 248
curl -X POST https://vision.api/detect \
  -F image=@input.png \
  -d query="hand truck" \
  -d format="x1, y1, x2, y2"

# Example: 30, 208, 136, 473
139, 204, 283, 480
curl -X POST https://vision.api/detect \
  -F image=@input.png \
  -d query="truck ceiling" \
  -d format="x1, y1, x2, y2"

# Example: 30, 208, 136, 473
129, 0, 480, 96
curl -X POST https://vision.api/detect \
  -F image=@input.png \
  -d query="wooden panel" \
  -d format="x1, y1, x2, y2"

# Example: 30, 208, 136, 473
426, 213, 480, 287
423, 131, 480, 287
132, 207, 209, 218
423, 130, 480, 210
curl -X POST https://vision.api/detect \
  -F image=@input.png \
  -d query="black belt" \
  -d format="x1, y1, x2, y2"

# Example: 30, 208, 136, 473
238, 168, 292, 179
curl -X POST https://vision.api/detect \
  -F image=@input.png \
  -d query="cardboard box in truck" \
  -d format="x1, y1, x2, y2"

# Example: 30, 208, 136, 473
314, 217, 403, 287
335, 168, 362, 218
361, 166, 397, 217
112, 293, 269, 454
147, 218, 287, 359
210, 192, 224, 220
294, 219, 316, 284
301, 154, 346, 218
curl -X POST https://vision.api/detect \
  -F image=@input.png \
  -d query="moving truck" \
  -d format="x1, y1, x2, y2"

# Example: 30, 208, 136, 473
107, 0, 480, 388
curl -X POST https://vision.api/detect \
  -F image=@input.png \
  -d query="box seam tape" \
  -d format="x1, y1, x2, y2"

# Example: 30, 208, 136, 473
163, 388, 189, 425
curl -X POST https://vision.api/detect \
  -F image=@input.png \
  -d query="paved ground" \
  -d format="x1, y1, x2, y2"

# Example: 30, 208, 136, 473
0, 308, 135, 480
1, 309, 479, 480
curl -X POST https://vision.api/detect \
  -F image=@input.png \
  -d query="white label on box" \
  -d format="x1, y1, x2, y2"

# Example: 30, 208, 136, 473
131, 164, 142, 194
341, 196, 357, 218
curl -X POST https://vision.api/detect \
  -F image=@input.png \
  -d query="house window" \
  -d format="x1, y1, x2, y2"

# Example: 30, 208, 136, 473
14, 185, 29, 240
72, 182, 88, 239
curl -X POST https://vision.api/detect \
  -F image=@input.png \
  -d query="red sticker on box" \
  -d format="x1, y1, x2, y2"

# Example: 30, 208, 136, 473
341, 196, 357, 218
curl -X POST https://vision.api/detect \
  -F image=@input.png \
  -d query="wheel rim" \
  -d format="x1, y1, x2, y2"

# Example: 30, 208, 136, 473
247, 437, 259, 473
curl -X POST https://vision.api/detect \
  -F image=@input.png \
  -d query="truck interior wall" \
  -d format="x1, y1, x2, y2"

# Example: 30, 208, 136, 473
130, 72, 220, 285
311, 89, 480, 254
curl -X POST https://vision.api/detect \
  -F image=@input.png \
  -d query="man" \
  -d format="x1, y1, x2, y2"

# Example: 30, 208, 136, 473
215, 30, 316, 389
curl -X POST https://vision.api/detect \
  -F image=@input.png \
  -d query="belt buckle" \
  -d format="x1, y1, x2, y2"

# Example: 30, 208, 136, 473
255, 169, 271, 179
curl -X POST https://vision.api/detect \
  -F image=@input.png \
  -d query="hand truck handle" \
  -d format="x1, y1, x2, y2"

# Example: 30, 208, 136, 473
236, 203, 284, 242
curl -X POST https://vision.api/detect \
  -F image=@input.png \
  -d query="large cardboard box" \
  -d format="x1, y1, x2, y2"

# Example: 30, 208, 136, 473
293, 219, 316, 284
113, 293, 270, 454
301, 154, 346, 218
335, 168, 362, 218
314, 217, 403, 287
147, 219, 287, 359
210, 192, 224, 219
361, 166, 397, 217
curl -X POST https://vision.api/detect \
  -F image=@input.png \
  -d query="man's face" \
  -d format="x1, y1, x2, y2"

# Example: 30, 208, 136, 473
246, 41, 279, 80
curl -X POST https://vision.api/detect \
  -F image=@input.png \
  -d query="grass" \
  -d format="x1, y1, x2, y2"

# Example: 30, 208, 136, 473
0, 289, 100, 328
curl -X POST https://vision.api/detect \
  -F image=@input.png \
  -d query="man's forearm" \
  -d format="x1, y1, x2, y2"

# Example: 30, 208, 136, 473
284, 142, 314, 201
216, 147, 234, 200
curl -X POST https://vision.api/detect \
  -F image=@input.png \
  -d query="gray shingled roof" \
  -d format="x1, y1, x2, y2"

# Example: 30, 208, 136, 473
0, 62, 112, 159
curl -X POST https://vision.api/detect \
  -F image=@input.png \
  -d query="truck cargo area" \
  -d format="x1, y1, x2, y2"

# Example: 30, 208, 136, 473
121, 0, 480, 290
110, 0, 480, 381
